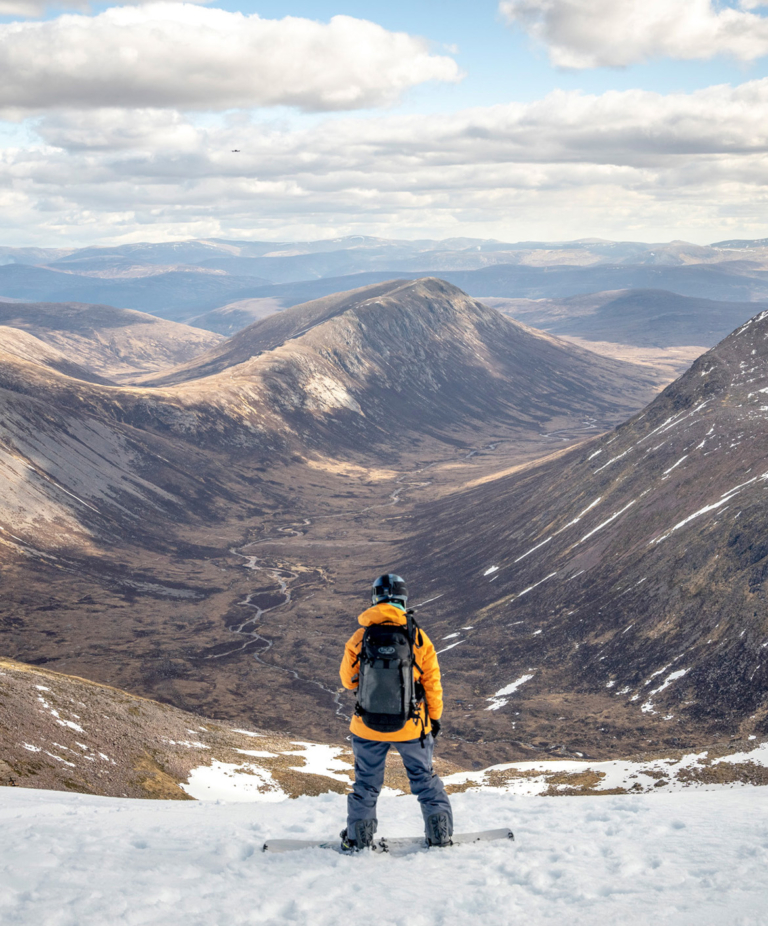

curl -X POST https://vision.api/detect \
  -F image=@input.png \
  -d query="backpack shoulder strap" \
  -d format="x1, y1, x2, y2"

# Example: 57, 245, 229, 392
407, 609, 424, 648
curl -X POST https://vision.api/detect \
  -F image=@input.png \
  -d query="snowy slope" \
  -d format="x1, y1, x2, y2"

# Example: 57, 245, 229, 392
2, 787, 768, 926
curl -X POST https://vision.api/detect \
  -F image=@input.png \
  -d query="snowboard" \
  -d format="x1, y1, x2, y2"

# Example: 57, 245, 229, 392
262, 827, 513, 855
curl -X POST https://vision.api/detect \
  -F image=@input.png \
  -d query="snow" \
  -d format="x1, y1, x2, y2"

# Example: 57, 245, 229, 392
486, 673, 535, 710
575, 500, 636, 545
285, 743, 353, 783
651, 478, 758, 544
594, 448, 632, 472
514, 536, 552, 563
552, 497, 602, 535
181, 760, 286, 802
2, 786, 768, 926
483, 566, 499, 576
663, 455, 689, 477
514, 572, 557, 599
437, 640, 464, 654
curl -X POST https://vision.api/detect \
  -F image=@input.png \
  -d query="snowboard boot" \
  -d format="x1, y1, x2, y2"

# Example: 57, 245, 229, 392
340, 819, 377, 852
426, 812, 453, 847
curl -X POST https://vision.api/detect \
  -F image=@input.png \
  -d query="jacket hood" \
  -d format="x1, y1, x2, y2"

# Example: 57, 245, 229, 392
357, 603, 407, 627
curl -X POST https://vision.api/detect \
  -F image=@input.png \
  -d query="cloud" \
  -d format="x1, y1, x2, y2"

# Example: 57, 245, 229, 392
6, 80, 768, 243
499, 0, 768, 67
0, 4, 460, 113
0, 0, 213, 14
0, 0, 49, 14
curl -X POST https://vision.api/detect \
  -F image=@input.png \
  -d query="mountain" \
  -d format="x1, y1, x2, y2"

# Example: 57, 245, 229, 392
0, 655, 460, 799
0, 278, 669, 760
402, 305, 768, 758
0, 301, 222, 382
6, 237, 768, 334
143, 278, 663, 454
186, 297, 287, 336
2, 653, 764, 802
0, 265, 272, 322
0, 327, 113, 385
484, 289, 765, 349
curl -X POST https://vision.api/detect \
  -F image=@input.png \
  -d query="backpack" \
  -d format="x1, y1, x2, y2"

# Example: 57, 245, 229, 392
355, 610, 424, 734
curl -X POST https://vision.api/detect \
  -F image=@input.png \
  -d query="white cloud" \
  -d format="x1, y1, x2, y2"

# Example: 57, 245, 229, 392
500, 0, 768, 67
6, 80, 768, 243
0, 4, 460, 113
0, 0, 213, 15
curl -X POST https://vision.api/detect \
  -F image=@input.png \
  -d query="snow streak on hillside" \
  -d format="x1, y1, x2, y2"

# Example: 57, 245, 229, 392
2, 788, 767, 925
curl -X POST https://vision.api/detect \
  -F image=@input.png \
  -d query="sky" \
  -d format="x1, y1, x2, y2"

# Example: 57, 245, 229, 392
3, 0, 768, 246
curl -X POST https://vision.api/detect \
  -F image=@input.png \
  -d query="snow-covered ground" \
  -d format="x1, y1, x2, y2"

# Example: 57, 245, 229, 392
3, 786, 768, 925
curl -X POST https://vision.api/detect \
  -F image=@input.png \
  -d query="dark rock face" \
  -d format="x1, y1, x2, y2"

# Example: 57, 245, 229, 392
406, 308, 768, 756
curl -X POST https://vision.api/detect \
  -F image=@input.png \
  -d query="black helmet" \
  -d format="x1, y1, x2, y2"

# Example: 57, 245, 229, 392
371, 573, 408, 607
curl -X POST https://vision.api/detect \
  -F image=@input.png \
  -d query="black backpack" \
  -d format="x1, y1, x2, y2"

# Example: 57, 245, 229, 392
355, 611, 424, 733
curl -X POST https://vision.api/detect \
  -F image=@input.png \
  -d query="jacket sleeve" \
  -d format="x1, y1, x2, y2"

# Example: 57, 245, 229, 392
418, 630, 444, 720
340, 630, 363, 690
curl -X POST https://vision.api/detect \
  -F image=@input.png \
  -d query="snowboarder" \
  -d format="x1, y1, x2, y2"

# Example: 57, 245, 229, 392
339, 573, 453, 851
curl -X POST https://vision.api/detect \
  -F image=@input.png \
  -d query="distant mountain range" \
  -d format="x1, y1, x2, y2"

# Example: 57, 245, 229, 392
3, 236, 768, 333
485, 289, 767, 349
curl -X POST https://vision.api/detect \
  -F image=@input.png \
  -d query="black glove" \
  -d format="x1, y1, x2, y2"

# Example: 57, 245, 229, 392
430, 718, 441, 739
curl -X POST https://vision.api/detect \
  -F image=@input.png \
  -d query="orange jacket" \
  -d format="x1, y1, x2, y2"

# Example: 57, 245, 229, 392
339, 602, 444, 742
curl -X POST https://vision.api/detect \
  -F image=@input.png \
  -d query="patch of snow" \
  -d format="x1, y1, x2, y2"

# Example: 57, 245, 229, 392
285, 743, 353, 783
442, 633, 460, 640
437, 640, 464, 654
651, 478, 758, 544
483, 566, 499, 576
486, 673, 535, 711
182, 761, 286, 802
235, 750, 277, 759
553, 498, 603, 538
594, 449, 632, 473
514, 537, 552, 563
645, 664, 673, 685
515, 573, 557, 598
576, 501, 636, 545
663, 455, 688, 477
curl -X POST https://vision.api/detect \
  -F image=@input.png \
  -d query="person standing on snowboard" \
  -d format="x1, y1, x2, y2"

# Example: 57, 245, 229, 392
339, 573, 453, 851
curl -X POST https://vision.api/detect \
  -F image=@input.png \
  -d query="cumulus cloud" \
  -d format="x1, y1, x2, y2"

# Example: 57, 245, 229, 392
6, 80, 768, 243
500, 0, 768, 67
0, 5, 460, 113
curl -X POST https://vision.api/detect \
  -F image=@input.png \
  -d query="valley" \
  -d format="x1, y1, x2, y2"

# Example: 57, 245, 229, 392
2, 243, 768, 786
0, 277, 668, 768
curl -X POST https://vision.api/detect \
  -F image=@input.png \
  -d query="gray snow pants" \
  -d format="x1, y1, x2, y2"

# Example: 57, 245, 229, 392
347, 734, 453, 835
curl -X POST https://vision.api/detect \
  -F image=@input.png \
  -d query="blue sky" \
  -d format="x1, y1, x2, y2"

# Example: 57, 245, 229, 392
2, 0, 768, 245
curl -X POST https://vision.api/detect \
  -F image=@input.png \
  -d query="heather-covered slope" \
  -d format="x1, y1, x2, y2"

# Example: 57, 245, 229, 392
146, 278, 661, 455
0, 301, 222, 382
405, 308, 768, 757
